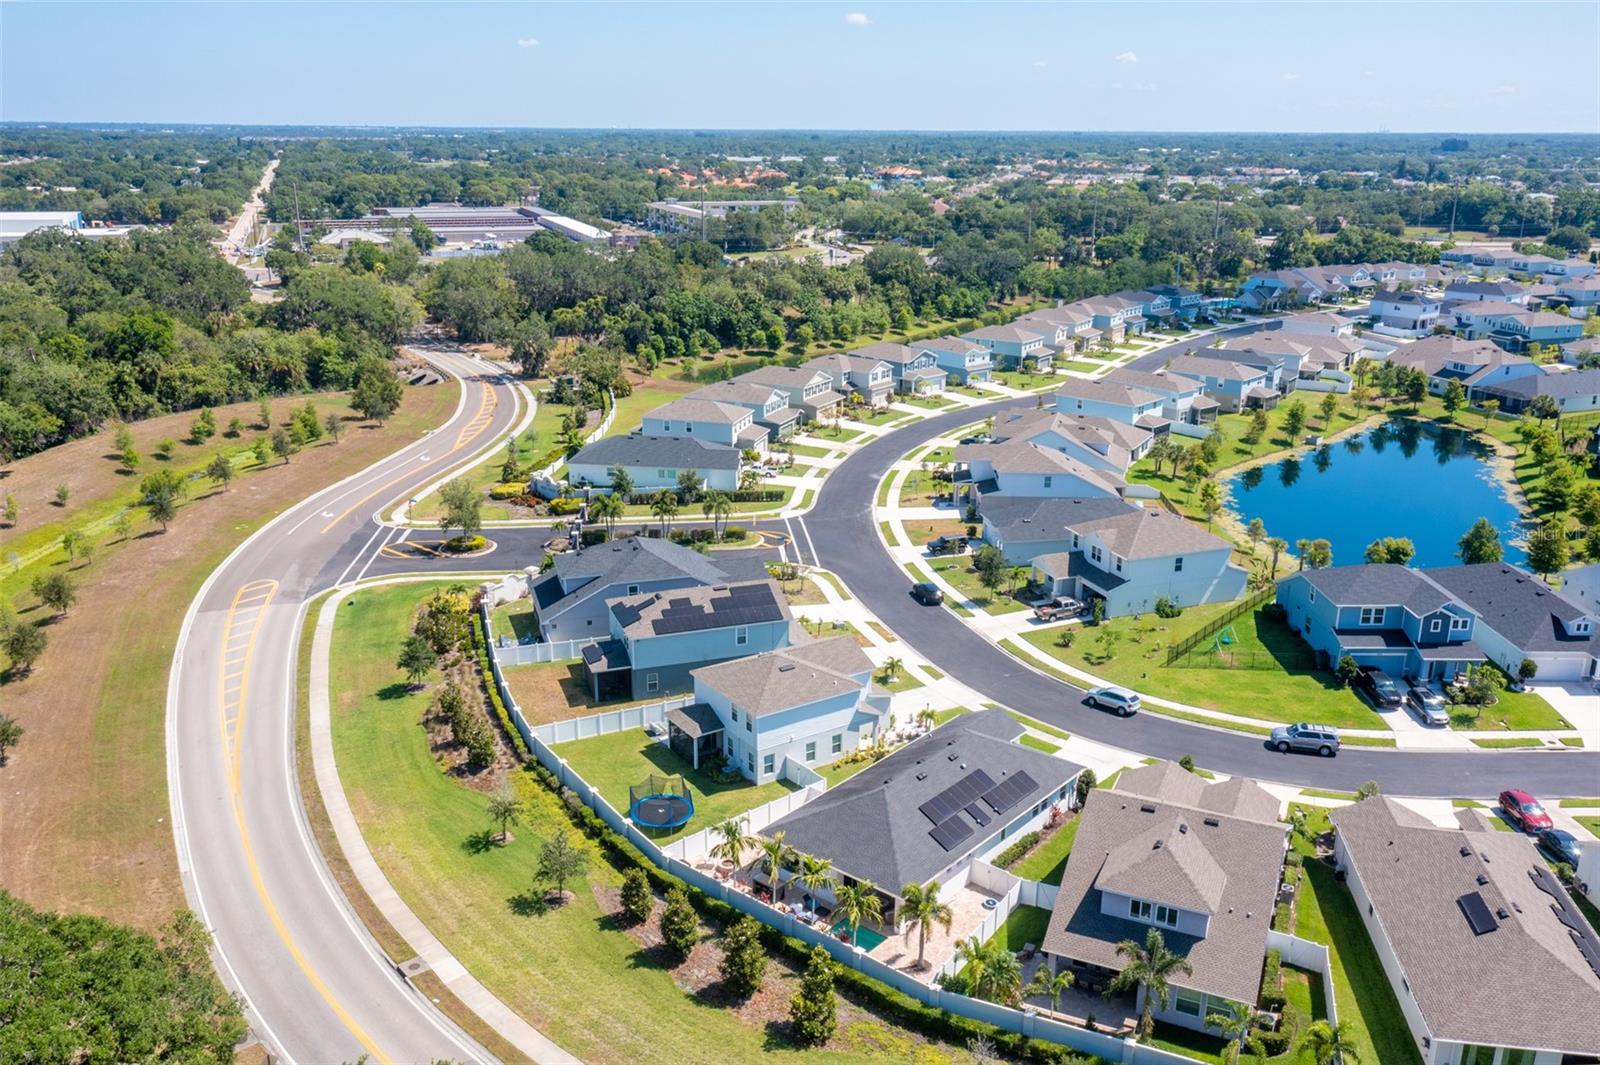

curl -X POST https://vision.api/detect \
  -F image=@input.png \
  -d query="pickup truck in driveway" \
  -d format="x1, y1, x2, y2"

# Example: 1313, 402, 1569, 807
1033, 596, 1083, 622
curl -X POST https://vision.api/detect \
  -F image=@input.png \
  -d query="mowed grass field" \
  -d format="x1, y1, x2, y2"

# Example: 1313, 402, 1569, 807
0, 382, 459, 930
328, 582, 980, 1065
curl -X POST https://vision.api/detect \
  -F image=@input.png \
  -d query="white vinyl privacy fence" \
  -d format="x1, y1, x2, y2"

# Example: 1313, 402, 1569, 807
479, 607, 1221, 1065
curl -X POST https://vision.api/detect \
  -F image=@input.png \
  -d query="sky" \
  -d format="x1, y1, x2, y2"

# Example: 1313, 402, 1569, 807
3, 1, 1597, 133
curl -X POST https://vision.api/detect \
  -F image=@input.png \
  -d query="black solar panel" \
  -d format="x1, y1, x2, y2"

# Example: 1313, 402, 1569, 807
929, 815, 973, 852
981, 771, 1040, 815
964, 802, 991, 827
1458, 891, 1499, 935
647, 583, 783, 635
918, 769, 996, 824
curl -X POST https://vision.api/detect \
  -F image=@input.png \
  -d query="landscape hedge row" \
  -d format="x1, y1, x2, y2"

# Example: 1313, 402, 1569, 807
992, 830, 1042, 870
524, 760, 1098, 1064
472, 613, 532, 762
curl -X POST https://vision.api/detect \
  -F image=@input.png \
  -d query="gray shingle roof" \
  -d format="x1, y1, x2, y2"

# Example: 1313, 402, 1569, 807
1070, 507, 1231, 560
570, 434, 741, 471
647, 398, 752, 425
1053, 378, 1164, 407
980, 496, 1134, 545
691, 635, 871, 716
1477, 368, 1600, 400
532, 537, 770, 623
848, 341, 922, 365
1330, 797, 1600, 1054
763, 710, 1081, 892
1423, 563, 1600, 655
1165, 353, 1269, 383
1296, 564, 1451, 615
610, 579, 789, 637
1042, 765, 1288, 1004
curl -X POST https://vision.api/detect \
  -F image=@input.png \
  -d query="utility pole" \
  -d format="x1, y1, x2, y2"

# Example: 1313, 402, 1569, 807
1448, 179, 1460, 239
292, 179, 306, 253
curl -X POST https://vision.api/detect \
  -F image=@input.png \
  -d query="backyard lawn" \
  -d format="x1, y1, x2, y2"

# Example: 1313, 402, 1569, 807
1020, 603, 1389, 730
329, 582, 977, 1065
985, 905, 1051, 954
489, 599, 538, 644
556, 728, 800, 842
1447, 688, 1569, 731
1009, 818, 1078, 886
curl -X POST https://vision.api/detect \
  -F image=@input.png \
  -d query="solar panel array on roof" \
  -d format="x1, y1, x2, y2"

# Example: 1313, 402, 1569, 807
649, 584, 782, 635
982, 771, 1040, 816
1458, 891, 1499, 935
964, 802, 992, 828
918, 770, 997, 824
929, 815, 973, 852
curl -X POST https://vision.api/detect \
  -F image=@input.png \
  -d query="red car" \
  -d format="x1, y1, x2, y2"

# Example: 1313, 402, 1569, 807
1498, 789, 1553, 832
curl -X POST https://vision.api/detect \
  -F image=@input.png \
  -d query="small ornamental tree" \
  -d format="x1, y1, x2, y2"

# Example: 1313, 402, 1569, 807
0, 713, 23, 764
32, 572, 76, 617
191, 407, 216, 442
1355, 780, 1381, 801
1517, 658, 1538, 686
718, 916, 768, 999
396, 634, 438, 688
659, 886, 699, 959
206, 452, 236, 492
620, 868, 653, 924
1337, 655, 1362, 688
536, 832, 587, 902
4, 623, 47, 675
270, 427, 295, 464
789, 945, 838, 1046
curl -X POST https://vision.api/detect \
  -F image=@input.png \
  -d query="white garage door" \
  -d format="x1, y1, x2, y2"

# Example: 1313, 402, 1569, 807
1531, 654, 1586, 682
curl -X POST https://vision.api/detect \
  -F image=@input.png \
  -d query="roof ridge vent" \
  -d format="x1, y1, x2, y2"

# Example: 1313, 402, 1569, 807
1139, 803, 1157, 813
1202, 817, 1221, 827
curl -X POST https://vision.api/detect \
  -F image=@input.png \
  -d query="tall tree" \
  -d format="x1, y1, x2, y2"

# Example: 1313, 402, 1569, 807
1457, 517, 1503, 564
439, 477, 483, 538
1525, 521, 1570, 580
898, 880, 954, 971
1108, 927, 1195, 1043
832, 879, 883, 948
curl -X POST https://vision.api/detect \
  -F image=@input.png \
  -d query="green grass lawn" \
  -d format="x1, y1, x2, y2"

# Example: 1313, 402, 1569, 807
816, 756, 876, 789
875, 668, 924, 694
1285, 805, 1421, 1065
787, 442, 835, 459
1006, 710, 1071, 742
1560, 798, 1600, 808
927, 556, 1032, 615
901, 395, 958, 411
1060, 360, 1105, 374
489, 600, 538, 643
330, 583, 966, 1064
1019, 603, 1388, 730
986, 905, 1051, 953
1576, 816, 1600, 838
1149, 1023, 1228, 1065
1447, 688, 1569, 731
1018, 734, 1060, 754
1472, 737, 1543, 748
1010, 819, 1079, 886
555, 729, 799, 842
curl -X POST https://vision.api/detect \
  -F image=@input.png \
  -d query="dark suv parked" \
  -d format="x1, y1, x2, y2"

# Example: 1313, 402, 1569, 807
1354, 666, 1403, 709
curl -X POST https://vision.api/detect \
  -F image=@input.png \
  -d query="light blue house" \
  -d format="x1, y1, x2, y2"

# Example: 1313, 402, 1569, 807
1052, 377, 1167, 424
669, 635, 888, 783
642, 397, 770, 453
954, 440, 1126, 500
1483, 310, 1583, 353
692, 379, 804, 440
805, 352, 895, 407
919, 336, 994, 384
566, 434, 742, 492
1277, 564, 1482, 682
849, 341, 948, 394
962, 324, 1053, 371
1144, 284, 1207, 321
582, 578, 794, 700
1163, 353, 1278, 412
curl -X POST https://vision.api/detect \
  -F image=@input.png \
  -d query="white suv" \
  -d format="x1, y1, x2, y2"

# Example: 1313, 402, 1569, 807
1086, 686, 1140, 717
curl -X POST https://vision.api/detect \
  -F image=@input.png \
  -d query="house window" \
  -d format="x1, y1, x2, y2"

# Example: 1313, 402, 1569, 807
645, 673, 659, 693
730, 707, 739, 723
1359, 607, 1384, 626
745, 714, 753, 733
1450, 617, 1470, 633
831, 733, 843, 755
1308, 589, 1316, 603
662, 422, 672, 432
1042, 476, 1053, 489
762, 753, 775, 775
805, 741, 816, 762
1072, 533, 1080, 549
746, 753, 754, 773
1114, 556, 1123, 574
1174, 557, 1184, 572
1091, 545, 1103, 564
627, 584, 640, 596
1173, 988, 1204, 1018
1429, 619, 1442, 633
735, 626, 749, 646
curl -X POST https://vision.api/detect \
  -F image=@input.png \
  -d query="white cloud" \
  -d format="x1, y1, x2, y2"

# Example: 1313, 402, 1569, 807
1033, 60, 1049, 68
844, 12, 870, 25
516, 37, 539, 47
1281, 72, 1300, 81
1112, 81, 1157, 93
1362, 69, 1375, 77
1492, 84, 1517, 95
1114, 50, 1137, 63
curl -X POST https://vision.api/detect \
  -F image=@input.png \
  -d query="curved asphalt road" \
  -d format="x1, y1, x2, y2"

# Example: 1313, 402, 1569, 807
167, 347, 527, 1065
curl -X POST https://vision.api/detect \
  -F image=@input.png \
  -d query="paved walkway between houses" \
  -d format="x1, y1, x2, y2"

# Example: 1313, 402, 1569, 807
309, 581, 579, 1065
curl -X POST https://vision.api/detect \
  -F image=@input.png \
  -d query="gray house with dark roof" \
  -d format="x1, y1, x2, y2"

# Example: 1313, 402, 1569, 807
1471, 367, 1600, 415
1331, 797, 1600, 1065
1041, 762, 1288, 1035
566, 434, 742, 492
1424, 564, 1599, 682
526, 536, 769, 643
761, 710, 1082, 926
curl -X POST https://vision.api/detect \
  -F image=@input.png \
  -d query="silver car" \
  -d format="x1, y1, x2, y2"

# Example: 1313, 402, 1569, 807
1086, 686, 1140, 716
1270, 722, 1340, 757
1404, 683, 1450, 727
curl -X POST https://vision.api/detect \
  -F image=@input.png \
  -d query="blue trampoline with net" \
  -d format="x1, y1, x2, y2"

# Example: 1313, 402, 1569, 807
628, 774, 694, 830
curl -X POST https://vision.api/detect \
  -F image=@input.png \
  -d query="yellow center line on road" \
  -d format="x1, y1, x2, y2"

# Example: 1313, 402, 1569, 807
216, 577, 394, 1065
317, 380, 499, 536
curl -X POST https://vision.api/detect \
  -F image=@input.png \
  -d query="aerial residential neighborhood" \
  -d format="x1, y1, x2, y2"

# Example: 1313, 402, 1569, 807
2, 4, 1599, 1065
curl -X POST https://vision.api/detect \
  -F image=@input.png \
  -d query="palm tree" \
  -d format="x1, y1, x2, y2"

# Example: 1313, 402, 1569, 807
793, 853, 837, 914
1024, 965, 1075, 1015
758, 831, 792, 901
1299, 1020, 1361, 1065
710, 817, 753, 869
1205, 1000, 1262, 1065
1267, 537, 1287, 580
701, 490, 733, 538
897, 880, 953, 970
955, 936, 1022, 1004
832, 880, 883, 948
1107, 927, 1194, 1043
915, 706, 936, 730
881, 656, 903, 683
650, 489, 678, 536
1294, 537, 1312, 572
590, 491, 624, 537
485, 790, 524, 844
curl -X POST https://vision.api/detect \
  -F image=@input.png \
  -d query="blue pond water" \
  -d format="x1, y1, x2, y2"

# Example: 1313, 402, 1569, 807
1225, 418, 1527, 568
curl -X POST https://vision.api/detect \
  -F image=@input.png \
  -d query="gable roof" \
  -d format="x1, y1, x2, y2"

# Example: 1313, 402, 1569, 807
739, 365, 832, 391
762, 710, 1082, 892
1105, 368, 1201, 397
963, 324, 1045, 344
1165, 353, 1270, 383
610, 579, 789, 638
570, 434, 741, 471
1422, 563, 1600, 654
1071, 507, 1232, 560
647, 398, 752, 426
806, 352, 890, 376
692, 635, 871, 716
918, 336, 989, 357
1096, 815, 1229, 914
1295, 564, 1453, 616
956, 441, 1125, 494
1053, 378, 1164, 408
979, 495, 1137, 545
848, 341, 924, 365
1330, 797, 1600, 1054
533, 538, 770, 622
1478, 367, 1600, 400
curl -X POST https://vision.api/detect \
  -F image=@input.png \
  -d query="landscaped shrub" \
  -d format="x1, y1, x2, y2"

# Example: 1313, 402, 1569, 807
489, 482, 527, 500
722, 525, 746, 541
719, 916, 768, 998
620, 868, 653, 924
1153, 596, 1183, 619
992, 831, 1042, 870
548, 497, 583, 515
471, 615, 531, 761
1255, 1025, 1291, 1057
1259, 948, 1286, 1012
624, 489, 783, 506
445, 534, 488, 553
659, 887, 699, 958
789, 945, 838, 1045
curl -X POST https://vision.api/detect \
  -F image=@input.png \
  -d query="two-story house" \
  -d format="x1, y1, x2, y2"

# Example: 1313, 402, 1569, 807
1053, 378, 1167, 425
919, 336, 994, 385
1481, 310, 1583, 353
1553, 276, 1600, 318
1077, 293, 1149, 339
1163, 353, 1278, 412
1143, 283, 1207, 321
691, 379, 804, 441
581, 578, 793, 700
1103, 368, 1216, 425
990, 408, 1154, 475
1369, 288, 1443, 337
736, 366, 844, 424
1277, 310, 1357, 339
1016, 306, 1097, 352
525, 536, 769, 643
566, 434, 742, 493
849, 341, 948, 394
642, 398, 770, 453
1276, 564, 1483, 683
1042, 762, 1288, 1035
954, 440, 1126, 501
669, 635, 888, 783
1470, 367, 1600, 417
1443, 280, 1529, 305
1382, 335, 1541, 401
805, 352, 895, 408
1423, 563, 1600, 681
962, 324, 1053, 371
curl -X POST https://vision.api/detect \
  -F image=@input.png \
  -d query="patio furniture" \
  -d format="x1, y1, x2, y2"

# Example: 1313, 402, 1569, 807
1021, 942, 1036, 960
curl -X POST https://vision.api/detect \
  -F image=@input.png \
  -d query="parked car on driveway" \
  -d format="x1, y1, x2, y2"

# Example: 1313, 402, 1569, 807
1403, 683, 1450, 726
1536, 828, 1583, 867
1033, 596, 1083, 622
926, 535, 967, 556
1355, 666, 1403, 709
1498, 789, 1553, 832
910, 582, 944, 606
959, 433, 995, 445
1270, 723, 1340, 756
1085, 686, 1140, 716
